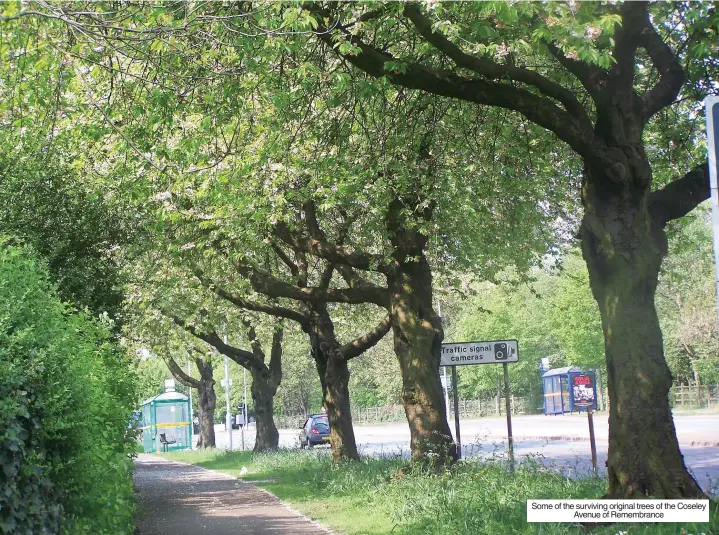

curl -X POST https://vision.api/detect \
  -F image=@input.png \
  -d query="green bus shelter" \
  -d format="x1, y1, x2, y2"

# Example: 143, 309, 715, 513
140, 391, 192, 453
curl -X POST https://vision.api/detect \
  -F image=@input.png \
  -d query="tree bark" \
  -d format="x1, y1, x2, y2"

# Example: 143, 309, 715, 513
580, 164, 704, 498
387, 256, 456, 465
163, 352, 217, 449
385, 198, 456, 465
324, 353, 358, 461
251, 370, 279, 452
308, 319, 360, 462
195, 380, 216, 449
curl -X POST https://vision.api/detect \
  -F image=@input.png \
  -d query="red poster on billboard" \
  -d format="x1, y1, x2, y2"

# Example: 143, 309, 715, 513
572, 374, 595, 408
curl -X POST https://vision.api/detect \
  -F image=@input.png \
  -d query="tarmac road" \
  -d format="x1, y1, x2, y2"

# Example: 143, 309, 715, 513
209, 412, 719, 495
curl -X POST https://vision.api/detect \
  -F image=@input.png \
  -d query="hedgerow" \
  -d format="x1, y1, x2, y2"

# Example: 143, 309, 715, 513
0, 241, 136, 534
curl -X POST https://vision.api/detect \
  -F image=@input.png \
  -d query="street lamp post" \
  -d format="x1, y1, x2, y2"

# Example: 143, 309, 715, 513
223, 329, 233, 451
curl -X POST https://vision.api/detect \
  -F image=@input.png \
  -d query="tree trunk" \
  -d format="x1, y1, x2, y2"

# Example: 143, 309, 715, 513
581, 167, 704, 498
324, 355, 358, 462
251, 371, 279, 452
195, 381, 216, 449
387, 258, 456, 465
309, 328, 360, 461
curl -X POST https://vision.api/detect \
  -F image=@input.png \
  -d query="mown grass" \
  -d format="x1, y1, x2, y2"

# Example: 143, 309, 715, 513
160, 449, 718, 535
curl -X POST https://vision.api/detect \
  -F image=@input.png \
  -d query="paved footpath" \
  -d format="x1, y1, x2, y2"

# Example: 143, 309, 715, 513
134, 455, 326, 535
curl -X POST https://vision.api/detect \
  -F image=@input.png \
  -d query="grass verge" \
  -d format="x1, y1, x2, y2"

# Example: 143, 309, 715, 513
160, 449, 718, 535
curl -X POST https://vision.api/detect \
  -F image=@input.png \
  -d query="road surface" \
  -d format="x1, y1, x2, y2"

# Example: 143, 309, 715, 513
206, 412, 719, 495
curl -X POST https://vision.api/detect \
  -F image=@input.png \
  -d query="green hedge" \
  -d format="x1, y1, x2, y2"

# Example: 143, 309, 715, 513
0, 242, 136, 534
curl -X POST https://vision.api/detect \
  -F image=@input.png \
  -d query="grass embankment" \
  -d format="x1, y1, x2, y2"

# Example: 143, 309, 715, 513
160, 449, 718, 535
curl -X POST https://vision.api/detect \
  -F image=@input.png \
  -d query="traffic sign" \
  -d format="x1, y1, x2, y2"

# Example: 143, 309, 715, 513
440, 340, 518, 366
441, 339, 519, 467
220, 378, 233, 389
706, 95, 719, 327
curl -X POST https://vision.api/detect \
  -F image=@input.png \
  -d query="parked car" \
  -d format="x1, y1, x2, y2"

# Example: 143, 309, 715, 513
298, 414, 330, 448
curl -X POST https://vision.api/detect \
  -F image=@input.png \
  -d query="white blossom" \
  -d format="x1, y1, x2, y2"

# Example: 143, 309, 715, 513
586, 25, 602, 40
495, 43, 510, 58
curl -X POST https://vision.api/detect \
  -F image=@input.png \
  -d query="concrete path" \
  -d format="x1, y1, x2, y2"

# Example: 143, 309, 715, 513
134, 455, 327, 535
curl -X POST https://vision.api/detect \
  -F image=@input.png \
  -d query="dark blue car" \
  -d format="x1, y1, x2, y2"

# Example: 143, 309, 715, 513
299, 414, 330, 448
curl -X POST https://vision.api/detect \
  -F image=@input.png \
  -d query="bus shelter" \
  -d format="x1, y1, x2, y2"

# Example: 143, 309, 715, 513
140, 391, 191, 453
542, 366, 598, 415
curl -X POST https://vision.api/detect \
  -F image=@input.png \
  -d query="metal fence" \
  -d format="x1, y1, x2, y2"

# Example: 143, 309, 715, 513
273, 384, 718, 428
350, 396, 542, 425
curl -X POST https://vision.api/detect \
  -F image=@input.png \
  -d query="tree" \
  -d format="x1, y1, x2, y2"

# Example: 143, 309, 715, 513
1, 1, 575, 465
309, 0, 716, 497
163, 349, 217, 449
658, 206, 719, 385
0, 143, 137, 322
187, 225, 392, 461
158, 310, 285, 453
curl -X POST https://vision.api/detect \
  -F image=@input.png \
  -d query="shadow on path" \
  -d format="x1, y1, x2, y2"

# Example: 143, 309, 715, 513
134, 455, 326, 535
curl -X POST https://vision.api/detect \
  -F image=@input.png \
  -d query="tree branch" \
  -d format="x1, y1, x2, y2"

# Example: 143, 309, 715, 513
339, 315, 392, 360
649, 162, 709, 226
274, 221, 392, 274
639, 22, 684, 119
194, 268, 311, 328
162, 310, 269, 376
545, 42, 605, 103
268, 321, 283, 382
163, 353, 202, 389
230, 256, 390, 308
270, 241, 299, 278
402, 3, 590, 127
318, 263, 335, 289
310, 7, 595, 157
610, 2, 649, 89
240, 316, 265, 362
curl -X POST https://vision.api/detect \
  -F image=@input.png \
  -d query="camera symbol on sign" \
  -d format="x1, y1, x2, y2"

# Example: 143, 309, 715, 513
494, 342, 509, 360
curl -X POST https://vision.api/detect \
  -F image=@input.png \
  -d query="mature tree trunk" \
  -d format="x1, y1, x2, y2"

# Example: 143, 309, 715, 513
163, 352, 217, 449
251, 370, 279, 452
309, 324, 360, 462
324, 354, 358, 461
386, 199, 456, 465
387, 257, 456, 465
195, 380, 216, 449
580, 162, 703, 498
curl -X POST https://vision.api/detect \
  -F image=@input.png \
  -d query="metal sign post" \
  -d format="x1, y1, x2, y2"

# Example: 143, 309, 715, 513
452, 365, 461, 459
442, 366, 451, 425
587, 408, 598, 475
440, 340, 519, 467
706, 95, 719, 327
502, 362, 514, 472
572, 373, 598, 474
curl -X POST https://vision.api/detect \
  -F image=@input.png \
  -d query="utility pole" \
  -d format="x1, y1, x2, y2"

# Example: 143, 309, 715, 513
223, 329, 233, 451
241, 367, 247, 450
187, 360, 194, 449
